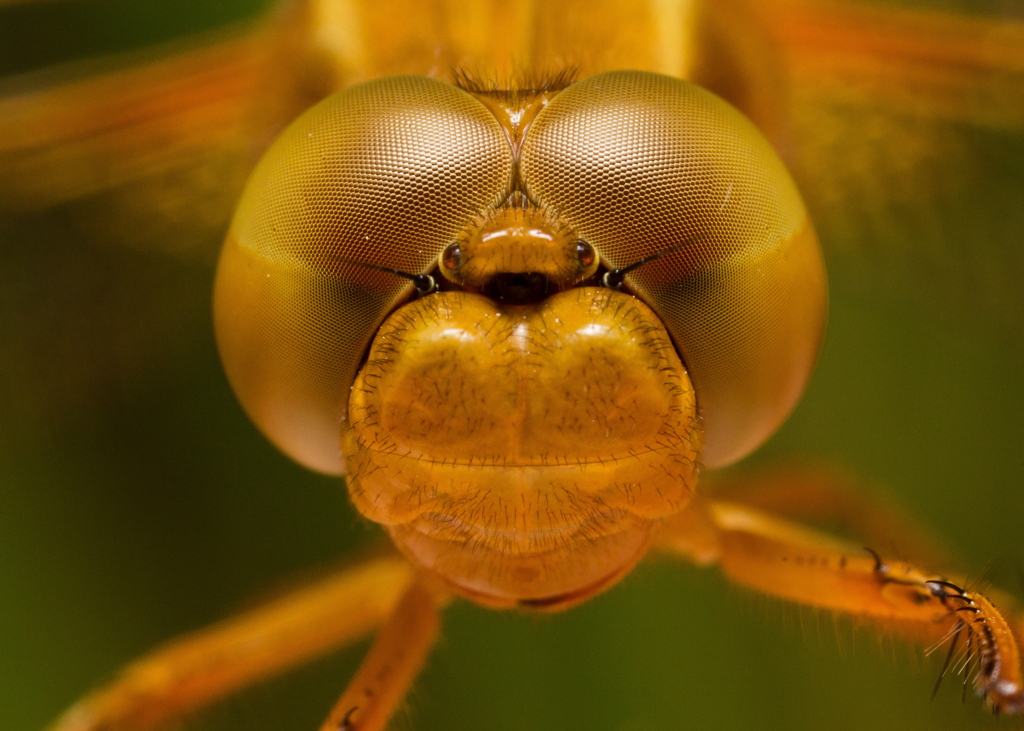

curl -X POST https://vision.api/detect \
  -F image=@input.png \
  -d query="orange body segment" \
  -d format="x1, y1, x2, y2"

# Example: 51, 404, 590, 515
345, 286, 701, 607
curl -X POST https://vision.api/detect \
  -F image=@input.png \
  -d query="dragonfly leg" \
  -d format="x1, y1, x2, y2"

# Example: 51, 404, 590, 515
46, 555, 414, 731
700, 464, 949, 565
658, 498, 1024, 714
318, 576, 444, 731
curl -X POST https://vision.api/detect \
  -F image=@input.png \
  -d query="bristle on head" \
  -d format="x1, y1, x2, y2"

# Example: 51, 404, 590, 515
452, 67, 578, 96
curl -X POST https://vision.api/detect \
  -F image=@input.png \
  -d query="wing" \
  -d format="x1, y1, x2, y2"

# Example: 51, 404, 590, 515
0, 16, 303, 257
0, 0, 764, 240
758, 0, 1024, 343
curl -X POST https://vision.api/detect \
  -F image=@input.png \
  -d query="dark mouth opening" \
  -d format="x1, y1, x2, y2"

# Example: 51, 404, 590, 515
483, 272, 550, 303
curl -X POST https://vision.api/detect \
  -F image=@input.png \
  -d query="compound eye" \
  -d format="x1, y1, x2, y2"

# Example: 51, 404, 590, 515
575, 240, 597, 269
441, 242, 463, 271
518, 70, 826, 470
214, 75, 513, 475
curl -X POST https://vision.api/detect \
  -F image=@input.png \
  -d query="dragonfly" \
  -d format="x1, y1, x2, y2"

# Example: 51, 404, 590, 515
1, 1, 1023, 730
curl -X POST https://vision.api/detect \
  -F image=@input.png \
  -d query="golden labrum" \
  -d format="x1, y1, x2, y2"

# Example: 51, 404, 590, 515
344, 287, 700, 607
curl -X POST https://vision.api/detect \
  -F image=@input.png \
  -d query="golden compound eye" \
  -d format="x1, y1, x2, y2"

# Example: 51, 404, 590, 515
214, 76, 513, 475
519, 70, 827, 469
575, 240, 596, 269
441, 242, 463, 270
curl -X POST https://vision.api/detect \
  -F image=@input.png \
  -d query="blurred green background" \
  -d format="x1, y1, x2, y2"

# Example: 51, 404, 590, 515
1, 2, 1023, 730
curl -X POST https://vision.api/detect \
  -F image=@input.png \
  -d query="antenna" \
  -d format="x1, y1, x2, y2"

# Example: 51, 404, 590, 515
601, 234, 704, 290
335, 257, 437, 295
